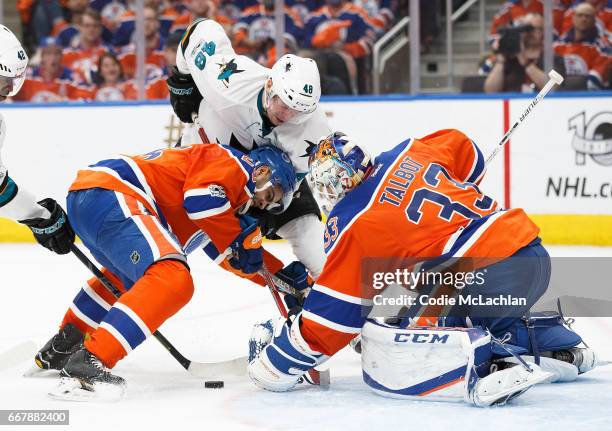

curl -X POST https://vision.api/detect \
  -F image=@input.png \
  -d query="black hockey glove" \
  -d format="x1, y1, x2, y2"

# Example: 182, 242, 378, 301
166, 66, 203, 123
20, 198, 75, 255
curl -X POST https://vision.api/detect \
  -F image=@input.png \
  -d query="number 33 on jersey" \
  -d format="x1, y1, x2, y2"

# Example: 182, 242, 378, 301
319, 128, 540, 294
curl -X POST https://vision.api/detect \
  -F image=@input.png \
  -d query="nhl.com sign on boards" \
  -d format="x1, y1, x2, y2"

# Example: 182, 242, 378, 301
546, 111, 612, 199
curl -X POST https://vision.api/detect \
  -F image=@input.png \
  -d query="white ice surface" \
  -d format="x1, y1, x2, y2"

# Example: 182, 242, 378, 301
0, 243, 611, 430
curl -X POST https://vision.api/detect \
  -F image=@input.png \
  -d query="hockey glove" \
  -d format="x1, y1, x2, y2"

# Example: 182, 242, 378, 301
229, 215, 263, 274
166, 66, 203, 123
274, 261, 314, 309
20, 198, 75, 255
275, 261, 313, 291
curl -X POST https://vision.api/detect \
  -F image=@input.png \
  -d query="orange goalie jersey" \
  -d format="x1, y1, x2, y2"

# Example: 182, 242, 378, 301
301, 129, 540, 355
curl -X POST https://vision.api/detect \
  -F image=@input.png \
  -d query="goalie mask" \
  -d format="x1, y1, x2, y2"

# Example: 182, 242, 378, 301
0, 25, 28, 99
307, 132, 373, 214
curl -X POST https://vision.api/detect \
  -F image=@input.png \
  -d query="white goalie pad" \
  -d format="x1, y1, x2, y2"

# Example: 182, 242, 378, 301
361, 321, 492, 403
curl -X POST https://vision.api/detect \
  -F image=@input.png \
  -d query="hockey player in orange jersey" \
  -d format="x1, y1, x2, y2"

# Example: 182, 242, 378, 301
35, 143, 297, 400
247, 130, 598, 406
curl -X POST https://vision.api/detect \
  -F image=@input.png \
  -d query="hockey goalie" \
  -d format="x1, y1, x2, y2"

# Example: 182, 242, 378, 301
247, 129, 600, 406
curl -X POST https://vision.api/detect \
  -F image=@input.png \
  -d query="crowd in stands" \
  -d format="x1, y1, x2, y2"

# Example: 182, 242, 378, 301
13, 0, 612, 101
13, 0, 403, 102
481, 0, 612, 92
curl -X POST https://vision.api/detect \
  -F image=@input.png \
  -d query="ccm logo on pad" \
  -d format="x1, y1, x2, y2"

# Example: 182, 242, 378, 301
394, 333, 449, 344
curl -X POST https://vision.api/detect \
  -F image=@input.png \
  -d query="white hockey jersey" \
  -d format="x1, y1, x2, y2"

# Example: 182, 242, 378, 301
0, 113, 49, 221
176, 19, 331, 176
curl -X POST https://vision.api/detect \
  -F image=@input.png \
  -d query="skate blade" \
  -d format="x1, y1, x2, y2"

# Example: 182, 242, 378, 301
472, 367, 553, 407
48, 377, 126, 402
23, 365, 60, 378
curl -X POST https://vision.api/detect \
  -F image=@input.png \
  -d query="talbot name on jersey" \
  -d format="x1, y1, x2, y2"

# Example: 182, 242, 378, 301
379, 155, 424, 206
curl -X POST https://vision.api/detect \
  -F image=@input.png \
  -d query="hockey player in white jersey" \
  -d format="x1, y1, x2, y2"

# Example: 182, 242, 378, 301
167, 19, 330, 278
0, 25, 74, 254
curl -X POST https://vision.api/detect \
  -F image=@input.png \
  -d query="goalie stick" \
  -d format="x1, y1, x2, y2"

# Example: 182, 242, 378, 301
485, 69, 564, 165
258, 266, 331, 388
70, 244, 247, 379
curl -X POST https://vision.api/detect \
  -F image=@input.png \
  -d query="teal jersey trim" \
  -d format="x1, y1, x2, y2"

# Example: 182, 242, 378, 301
0, 176, 18, 208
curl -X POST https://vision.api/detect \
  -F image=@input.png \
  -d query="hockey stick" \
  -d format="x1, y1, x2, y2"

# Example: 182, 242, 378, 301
258, 266, 331, 388
485, 70, 564, 166
69, 244, 247, 378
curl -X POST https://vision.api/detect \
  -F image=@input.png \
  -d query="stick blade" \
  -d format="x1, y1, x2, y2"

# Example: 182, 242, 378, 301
187, 356, 248, 378
548, 69, 564, 85
319, 369, 331, 389
0, 341, 38, 372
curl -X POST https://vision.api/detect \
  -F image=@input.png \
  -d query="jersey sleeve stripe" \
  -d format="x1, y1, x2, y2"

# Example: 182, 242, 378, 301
303, 291, 370, 329
440, 210, 507, 260
187, 201, 232, 219
184, 194, 229, 215
184, 187, 213, 198
301, 310, 363, 334
465, 140, 486, 184
312, 283, 374, 305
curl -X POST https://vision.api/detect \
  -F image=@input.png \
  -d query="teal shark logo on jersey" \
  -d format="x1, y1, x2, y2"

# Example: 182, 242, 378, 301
217, 58, 244, 87
301, 140, 317, 158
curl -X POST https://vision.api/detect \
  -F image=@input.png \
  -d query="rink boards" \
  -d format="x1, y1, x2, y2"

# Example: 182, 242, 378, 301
0, 92, 611, 245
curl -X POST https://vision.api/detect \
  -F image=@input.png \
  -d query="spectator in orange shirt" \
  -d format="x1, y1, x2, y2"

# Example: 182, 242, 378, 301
13, 37, 91, 103
170, 0, 234, 36
559, 0, 612, 40
117, 6, 167, 81
554, 2, 612, 88
62, 8, 114, 85
92, 52, 169, 101
91, 52, 136, 101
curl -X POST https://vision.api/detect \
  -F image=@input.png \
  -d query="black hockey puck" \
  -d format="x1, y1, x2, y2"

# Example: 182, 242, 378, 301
204, 380, 224, 389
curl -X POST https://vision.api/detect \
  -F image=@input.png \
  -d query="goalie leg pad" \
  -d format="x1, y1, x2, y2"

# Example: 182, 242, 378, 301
361, 321, 492, 403
361, 321, 553, 406
248, 313, 327, 392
